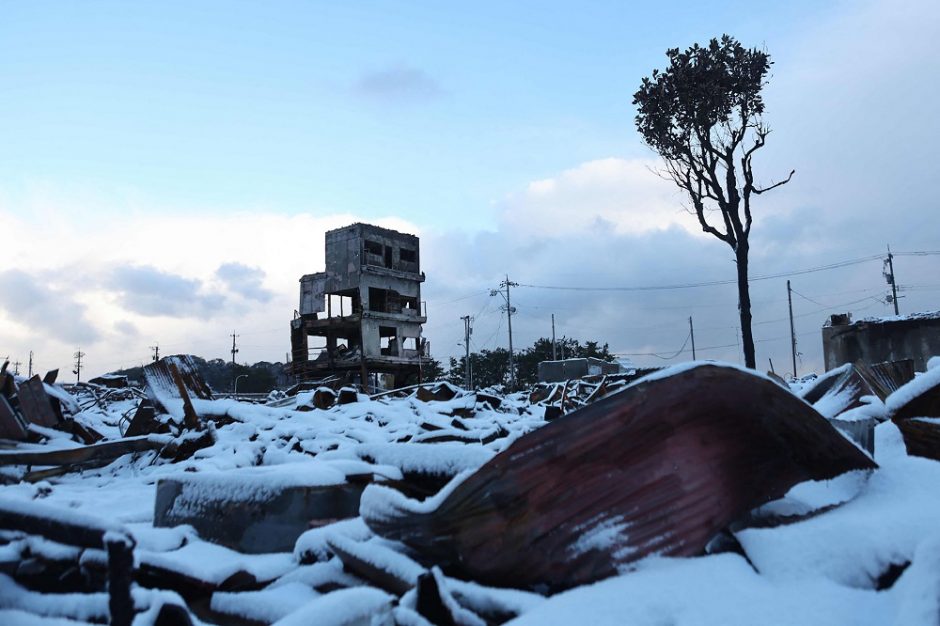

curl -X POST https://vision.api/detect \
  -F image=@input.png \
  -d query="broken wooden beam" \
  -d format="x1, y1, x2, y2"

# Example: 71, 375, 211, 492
0, 496, 136, 626
0, 435, 162, 467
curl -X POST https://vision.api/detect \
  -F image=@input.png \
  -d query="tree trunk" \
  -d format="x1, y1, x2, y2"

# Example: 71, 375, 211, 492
736, 243, 756, 368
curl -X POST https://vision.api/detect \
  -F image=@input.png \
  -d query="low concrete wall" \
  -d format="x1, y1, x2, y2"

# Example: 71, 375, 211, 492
155, 474, 364, 553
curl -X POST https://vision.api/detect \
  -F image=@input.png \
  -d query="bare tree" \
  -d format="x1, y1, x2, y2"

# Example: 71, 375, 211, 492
633, 35, 794, 368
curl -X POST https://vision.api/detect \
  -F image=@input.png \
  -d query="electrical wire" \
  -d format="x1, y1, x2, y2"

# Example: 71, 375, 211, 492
516, 254, 885, 292
618, 331, 691, 360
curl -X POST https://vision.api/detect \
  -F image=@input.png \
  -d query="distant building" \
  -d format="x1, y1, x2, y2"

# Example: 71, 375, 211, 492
290, 223, 429, 386
822, 311, 940, 372
538, 357, 621, 383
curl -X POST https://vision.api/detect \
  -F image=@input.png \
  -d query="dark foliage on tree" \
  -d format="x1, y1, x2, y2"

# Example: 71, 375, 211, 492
633, 35, 794, 368
446, 337, 616, 389
418, 358, 446, 383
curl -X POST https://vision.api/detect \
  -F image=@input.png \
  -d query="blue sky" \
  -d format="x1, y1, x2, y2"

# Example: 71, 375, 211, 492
1, 0, 825, 228
1, 0, 938, 378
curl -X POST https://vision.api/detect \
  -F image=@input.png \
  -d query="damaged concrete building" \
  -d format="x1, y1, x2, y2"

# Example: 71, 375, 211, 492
290, 223, 429, 386
822, 311, 940, 372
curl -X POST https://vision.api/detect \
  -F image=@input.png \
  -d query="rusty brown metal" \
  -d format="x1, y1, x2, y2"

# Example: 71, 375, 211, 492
0, 395, 27, 440
124, 399, 164, 437
16, 375, 61, 428
42, 369, 59, 385
890, 376, 940, 421
894, 417, 940, 461
802, 364, 876, 416
862, 359, 915, 400
364, 364, 877, 592
143, 355, 213, 424
167, 362, 201, 431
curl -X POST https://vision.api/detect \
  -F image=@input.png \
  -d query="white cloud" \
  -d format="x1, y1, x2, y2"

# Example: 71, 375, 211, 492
499, 157, 699, 238
0, 199, 421, 377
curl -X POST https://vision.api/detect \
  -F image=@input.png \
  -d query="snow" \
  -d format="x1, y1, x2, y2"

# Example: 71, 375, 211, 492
271, 587, 394, 626
735, 423, 940, 589
272, 560, 363, 590
430, 567, 487, 626
293, 517, 373, 563
327, 533, 425, 586
350, 442, 494, 476
0, 610, 93, 626
506, 554, 893, 626
0, 574, 109, 622
161, 463, 348, 520
7, 366, 940, 625
444, 576, 545, 616
138, 540, 294, 584
886, 365, 940, 415
568, 514, 635, 561
211, 582, 318, 623
359, 469, 476, 526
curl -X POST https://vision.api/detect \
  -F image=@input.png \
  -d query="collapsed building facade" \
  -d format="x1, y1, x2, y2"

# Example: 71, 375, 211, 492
290, 223, 429, 386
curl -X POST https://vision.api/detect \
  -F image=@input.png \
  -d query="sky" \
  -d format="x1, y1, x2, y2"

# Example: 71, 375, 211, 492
1, 0, 938, 380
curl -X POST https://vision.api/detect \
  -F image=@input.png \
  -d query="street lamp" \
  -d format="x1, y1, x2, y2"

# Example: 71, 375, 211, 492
234, 374, 248, 401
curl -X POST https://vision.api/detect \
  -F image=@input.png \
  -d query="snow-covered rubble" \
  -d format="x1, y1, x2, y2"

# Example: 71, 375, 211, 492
1, 358, 940, 625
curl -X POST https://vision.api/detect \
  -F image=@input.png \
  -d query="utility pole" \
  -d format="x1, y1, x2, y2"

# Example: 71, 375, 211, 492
885, 245, 900, 315
787, 280, 797, 379
73, 349, 85, 383
551, 314, 557, 360
230, 331, 239, 393
12, 361, 21, 375
490, 275, 518, 389
460, 315, 473, 389
28, 351, 33, 377
150, 344, 160, 362
688, 316, 696, 360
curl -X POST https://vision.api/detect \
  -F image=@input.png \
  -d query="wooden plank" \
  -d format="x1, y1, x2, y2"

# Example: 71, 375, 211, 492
0, 436, 162, 466
0, 497, 136, 626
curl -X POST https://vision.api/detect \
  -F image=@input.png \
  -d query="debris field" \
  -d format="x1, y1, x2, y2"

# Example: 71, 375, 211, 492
2, 355, 940, 625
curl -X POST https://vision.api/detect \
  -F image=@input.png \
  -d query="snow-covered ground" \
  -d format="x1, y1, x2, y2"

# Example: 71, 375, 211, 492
1, 366, 940, 625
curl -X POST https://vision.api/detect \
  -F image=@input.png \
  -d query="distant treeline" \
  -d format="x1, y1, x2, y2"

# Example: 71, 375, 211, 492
111, 357, 288, 394
443, 337, 616, 389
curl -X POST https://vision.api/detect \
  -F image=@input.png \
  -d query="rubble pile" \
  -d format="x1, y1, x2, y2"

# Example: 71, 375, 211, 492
1, 356, 940, 625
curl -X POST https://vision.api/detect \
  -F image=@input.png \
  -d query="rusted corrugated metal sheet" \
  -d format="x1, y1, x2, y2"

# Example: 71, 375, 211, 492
863, 359, 915, 398
364, 364, 877, 592
887, 363, 940, 460
894, 417, 940, 461
143, 355, 213, 424
801, 363, 876, 416
0, 395, 27, 440
17, 375, 61, 428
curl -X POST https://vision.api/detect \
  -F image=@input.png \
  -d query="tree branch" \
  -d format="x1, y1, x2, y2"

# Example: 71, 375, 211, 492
753, 169, 796, 195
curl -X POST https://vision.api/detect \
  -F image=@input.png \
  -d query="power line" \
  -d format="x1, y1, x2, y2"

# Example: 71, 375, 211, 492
619, 331, 691, 360
894, 250, 940, 257
517, 254, 885, 292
